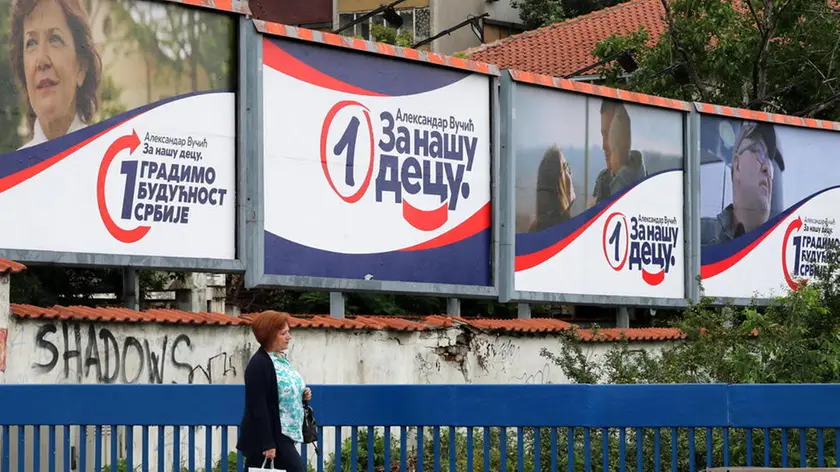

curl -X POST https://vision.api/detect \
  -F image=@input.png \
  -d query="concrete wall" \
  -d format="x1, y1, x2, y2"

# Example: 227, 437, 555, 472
5, 319, 252, 386
0, 312, 668, 471
431, 0, 522, 55
3, 316, 666, 387
0, 315, 257, 472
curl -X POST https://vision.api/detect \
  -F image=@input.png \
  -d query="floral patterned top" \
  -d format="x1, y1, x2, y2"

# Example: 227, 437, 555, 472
268, 351, 306, 443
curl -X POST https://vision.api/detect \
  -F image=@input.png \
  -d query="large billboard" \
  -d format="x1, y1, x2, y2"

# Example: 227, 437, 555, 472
506, 78, 687, 302
0, 0, 237, 266
257, 35, 496, 293
700, 112, 840, 300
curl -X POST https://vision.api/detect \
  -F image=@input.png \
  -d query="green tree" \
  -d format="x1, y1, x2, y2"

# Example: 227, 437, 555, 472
370, 23, 414, 48
510, 0, 564, 30
592, 0, 840, 121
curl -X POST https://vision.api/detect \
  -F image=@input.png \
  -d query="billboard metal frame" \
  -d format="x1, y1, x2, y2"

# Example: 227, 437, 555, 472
6, 9, 840, 308
498, 70, 700, 308
243, 26, 503, 298
694, 102, 840, 307
0, 3, 245, 274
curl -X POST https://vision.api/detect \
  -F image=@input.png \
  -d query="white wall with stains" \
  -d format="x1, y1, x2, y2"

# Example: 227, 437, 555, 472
2, 316, 668, 388
0, 311, 669, 472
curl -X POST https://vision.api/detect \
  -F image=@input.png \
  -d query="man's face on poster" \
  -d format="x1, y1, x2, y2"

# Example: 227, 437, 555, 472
733, 137, 774, 221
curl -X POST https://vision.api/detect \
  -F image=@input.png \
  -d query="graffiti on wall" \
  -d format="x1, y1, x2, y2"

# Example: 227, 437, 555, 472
31, 320, 248, 384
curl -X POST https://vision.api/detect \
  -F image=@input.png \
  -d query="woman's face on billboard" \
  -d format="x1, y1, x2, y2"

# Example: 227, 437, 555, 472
22, 0, 85, 137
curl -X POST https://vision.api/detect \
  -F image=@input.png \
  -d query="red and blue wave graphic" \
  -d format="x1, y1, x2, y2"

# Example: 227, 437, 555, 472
700, 187, 839, 280
515, 170, 680, 272
263, 203, 491, 285
262, 37, 470, 96
0, 90, 230, 195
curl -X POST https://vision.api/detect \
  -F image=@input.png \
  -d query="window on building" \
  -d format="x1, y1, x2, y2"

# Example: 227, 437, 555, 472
338, 7, 430, 43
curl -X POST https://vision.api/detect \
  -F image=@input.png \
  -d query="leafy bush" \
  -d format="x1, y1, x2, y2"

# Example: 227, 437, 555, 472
101, 451, 239, 472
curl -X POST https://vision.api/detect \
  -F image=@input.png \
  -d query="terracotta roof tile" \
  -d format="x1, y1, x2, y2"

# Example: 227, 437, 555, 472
422, 315, 457, 328
353, 316, 430, 331
463, 317, 573, 333
10, 304, 249, 326
466, 0, 666, 78
576, 327, 686, 342
0, 259, 26, 274
9, 304, 683, 342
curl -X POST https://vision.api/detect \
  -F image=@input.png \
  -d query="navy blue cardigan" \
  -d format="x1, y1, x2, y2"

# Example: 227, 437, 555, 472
236, 348, 286, 456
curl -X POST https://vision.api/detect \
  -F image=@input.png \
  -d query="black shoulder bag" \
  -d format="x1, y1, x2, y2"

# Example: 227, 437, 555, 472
302, 400, 320, 455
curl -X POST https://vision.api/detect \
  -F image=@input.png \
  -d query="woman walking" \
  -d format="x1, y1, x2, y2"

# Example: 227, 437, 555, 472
237, 312, 311, 472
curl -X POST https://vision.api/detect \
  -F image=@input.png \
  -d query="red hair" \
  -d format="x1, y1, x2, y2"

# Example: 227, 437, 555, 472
250, 311, 290, 348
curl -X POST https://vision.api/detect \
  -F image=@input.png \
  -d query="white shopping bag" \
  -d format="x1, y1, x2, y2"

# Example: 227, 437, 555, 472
249, 457, 286, 472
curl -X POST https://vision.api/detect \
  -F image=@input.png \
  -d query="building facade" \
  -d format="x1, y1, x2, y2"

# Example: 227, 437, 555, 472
335, 0, 525, 55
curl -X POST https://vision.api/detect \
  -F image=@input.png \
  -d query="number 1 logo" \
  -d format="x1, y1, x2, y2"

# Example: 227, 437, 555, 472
319, 100, 376, 204
602, 212, 629, 271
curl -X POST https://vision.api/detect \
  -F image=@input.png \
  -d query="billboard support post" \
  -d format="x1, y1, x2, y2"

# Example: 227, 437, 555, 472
241, 17, 264, 289
491, 75, 503, 301
685, 108, 702, 303
446, 298, 461, 317
122, 268, 139, 311
616, 307, 630, 328
498, 71, 516, 303
329, 292, 345, 319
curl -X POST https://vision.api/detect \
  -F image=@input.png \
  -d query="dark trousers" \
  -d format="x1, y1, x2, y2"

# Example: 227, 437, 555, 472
244, 438, 304, 472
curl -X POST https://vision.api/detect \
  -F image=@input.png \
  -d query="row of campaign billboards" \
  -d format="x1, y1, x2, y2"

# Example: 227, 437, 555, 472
2, 0, 839, 306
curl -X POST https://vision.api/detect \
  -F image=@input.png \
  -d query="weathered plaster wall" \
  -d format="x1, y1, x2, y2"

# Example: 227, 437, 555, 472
4, 318, 253, 385
1, 314, 669, 471
4, 317, 667, 388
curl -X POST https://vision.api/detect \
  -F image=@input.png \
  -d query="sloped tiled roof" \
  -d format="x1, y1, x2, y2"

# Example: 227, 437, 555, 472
465, 317, 573, 333
576, 327, 686, 342
0, 259, 26, 274
11, 304, 248, 326
465, 0, 666, 78
9, 304, 685, 342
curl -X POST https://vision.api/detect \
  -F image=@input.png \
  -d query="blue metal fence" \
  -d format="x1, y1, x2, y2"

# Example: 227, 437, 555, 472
2, 384, 840, 472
